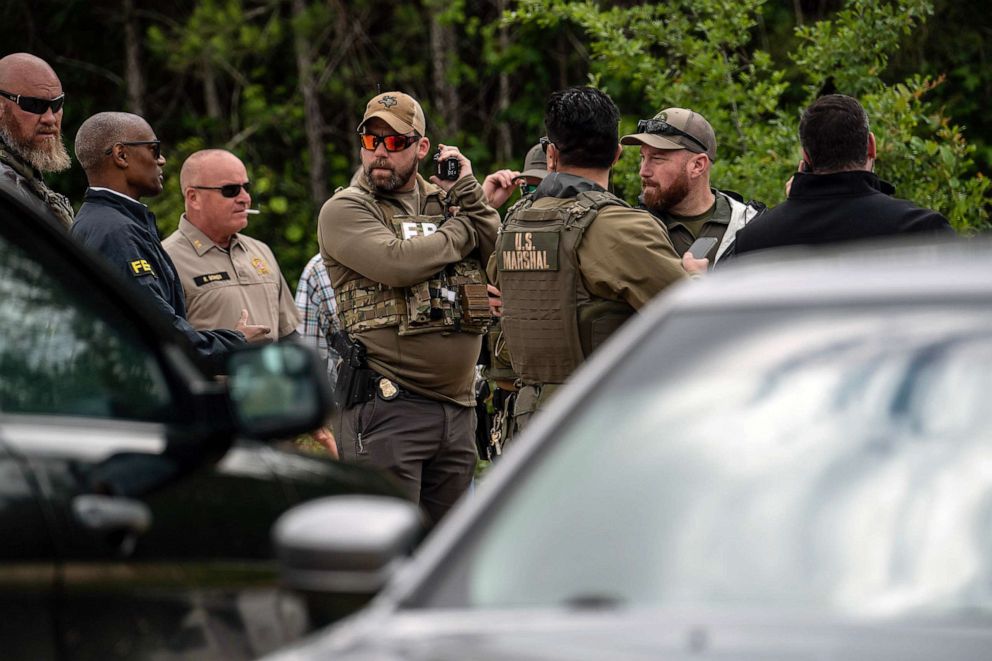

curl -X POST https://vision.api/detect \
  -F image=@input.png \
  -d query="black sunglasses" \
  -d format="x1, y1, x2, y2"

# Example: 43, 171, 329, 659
513, 176, 539, 195
636, 119, 709, 153
0, 89, 65, 115
105, 140, 162, 160
359, 132, 420, 152
540, 135, 570, 155
191, 182, 251, 198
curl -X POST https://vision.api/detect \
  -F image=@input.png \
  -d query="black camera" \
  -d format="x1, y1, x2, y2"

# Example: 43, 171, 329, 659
433, 149, 461, 181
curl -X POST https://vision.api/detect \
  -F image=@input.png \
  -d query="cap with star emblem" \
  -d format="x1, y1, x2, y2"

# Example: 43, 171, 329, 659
357, 91, 426, 136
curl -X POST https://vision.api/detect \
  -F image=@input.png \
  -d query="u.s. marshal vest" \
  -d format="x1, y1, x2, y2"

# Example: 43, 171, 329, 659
496, 190, 634, 385
335, 183, 489, 337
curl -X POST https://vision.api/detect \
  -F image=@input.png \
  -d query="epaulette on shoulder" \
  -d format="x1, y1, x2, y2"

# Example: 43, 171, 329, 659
504, 194, 536, 222
575, 188, 630, 211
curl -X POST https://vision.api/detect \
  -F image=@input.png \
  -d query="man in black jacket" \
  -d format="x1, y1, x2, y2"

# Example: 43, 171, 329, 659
729, 94, 953, 256
71, 112, 269, 373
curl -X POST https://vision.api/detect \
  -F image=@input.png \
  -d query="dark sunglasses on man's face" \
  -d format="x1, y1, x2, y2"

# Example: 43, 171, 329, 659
0, 89, 65, 115
636, 118, 709, 153
359, 132, 419, 152
191, 182, 251, 198
104, 140, 162, 160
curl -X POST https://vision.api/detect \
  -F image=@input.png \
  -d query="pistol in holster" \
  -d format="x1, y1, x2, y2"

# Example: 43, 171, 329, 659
330, 331, 376, 409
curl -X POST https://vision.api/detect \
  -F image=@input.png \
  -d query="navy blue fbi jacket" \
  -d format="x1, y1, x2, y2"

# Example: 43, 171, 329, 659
731, 170, 954, 255
72, 188, 245, 371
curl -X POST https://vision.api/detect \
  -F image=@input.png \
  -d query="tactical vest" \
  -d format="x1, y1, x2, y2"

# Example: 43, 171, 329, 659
0, 140, 74, 230
496, 191, 634, 385
335, 184, 489, 337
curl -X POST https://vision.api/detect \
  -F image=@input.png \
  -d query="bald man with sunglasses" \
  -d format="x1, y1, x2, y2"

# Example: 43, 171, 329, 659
0, 53, 74, 229
73, 114, 270, 375
163, 149, 300, 343
317, 91, 499, 524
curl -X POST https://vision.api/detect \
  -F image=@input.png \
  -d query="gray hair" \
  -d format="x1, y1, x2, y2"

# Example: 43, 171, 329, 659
74, 112, 149, 174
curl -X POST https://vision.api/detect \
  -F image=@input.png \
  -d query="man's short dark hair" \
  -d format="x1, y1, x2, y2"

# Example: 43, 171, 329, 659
545, 86, 620, 169
799, 94, 870, 173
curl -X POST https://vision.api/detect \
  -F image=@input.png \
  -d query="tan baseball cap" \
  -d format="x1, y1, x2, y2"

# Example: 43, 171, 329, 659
519, 143, 548, 180
357, 91, 426, 135
620, 108, 717, 161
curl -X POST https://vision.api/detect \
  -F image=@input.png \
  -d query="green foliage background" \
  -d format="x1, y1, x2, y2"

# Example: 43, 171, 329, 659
2, 0, 989, 289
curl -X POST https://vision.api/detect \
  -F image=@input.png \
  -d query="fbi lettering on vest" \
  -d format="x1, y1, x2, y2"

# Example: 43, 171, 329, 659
499, 231, 559, 271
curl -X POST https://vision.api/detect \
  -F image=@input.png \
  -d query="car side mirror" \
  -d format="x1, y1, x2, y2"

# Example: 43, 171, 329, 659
225, 342, 331, 440
273, 495, 424, 625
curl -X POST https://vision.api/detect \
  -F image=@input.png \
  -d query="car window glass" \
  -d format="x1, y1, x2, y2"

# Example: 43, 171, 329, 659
415, 306, 992, 618
0, 232, 172, 421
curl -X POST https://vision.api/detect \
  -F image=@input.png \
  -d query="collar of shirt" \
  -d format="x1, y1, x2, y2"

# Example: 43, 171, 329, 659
88, 186, 146, 207
177, 213, 242, 256
532, 172, 606, 200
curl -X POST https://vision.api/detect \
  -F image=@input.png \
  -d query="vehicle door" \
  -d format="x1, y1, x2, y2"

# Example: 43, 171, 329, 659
0, 432, 59, 660
0, 193, 306, 659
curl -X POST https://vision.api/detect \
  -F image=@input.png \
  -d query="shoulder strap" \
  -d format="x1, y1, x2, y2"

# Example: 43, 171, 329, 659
567, 190, 630, 228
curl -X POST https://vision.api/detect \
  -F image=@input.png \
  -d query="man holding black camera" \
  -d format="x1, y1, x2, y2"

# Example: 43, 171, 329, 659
317, 91, 499, 524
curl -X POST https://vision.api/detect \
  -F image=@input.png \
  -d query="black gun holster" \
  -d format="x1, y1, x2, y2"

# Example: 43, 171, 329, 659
330, 331, 377, 409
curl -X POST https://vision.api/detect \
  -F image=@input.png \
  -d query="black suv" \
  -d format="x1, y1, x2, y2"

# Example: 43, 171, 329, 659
0, 179, 396, 659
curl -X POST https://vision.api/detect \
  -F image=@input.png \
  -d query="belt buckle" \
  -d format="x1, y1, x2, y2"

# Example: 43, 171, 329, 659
377, 377, 399, 400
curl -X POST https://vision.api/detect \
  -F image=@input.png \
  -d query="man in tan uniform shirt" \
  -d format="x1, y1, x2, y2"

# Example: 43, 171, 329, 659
164, 149, 300, 341
319, 91, 499, 523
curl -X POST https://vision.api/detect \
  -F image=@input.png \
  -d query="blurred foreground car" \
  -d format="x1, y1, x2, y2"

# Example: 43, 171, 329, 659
0, 178, 398, 659
270, 240, 992, 660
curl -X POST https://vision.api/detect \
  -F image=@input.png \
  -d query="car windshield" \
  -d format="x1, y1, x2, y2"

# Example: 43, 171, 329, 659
413, 305, 992, 618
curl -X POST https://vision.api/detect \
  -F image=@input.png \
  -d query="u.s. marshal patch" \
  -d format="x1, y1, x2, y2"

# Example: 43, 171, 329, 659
499, 231, 559, 271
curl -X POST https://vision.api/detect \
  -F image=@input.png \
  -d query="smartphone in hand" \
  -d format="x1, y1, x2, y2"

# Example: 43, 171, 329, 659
687, 236, 719, 259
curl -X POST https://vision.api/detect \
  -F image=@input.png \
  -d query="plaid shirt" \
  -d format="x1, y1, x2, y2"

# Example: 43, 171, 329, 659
295, 254, 341, 391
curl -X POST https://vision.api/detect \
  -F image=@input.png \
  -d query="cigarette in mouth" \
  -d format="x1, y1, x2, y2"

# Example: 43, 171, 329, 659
245, 209, 261, 215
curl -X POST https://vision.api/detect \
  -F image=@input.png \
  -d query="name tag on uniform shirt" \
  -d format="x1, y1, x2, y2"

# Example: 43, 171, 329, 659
193, 271, 231, 286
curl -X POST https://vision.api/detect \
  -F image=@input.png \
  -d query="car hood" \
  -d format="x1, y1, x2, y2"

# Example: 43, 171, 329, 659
266, 606, 992, 660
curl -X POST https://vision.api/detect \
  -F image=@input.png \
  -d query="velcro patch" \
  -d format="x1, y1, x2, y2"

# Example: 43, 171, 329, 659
499, 231, 559, 271
129, 259, 156, 277
193, 271, 231, 286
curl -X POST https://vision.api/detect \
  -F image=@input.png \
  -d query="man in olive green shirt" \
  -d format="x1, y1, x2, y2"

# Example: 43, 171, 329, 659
164, 149, 299, 341
490, 87, 687, 432
318, 92, 499, 523
621, 107, 763, 264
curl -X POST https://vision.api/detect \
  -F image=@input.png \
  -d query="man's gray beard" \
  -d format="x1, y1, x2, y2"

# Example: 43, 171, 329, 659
365, 156, 419, 193
0, 115, 72, 174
